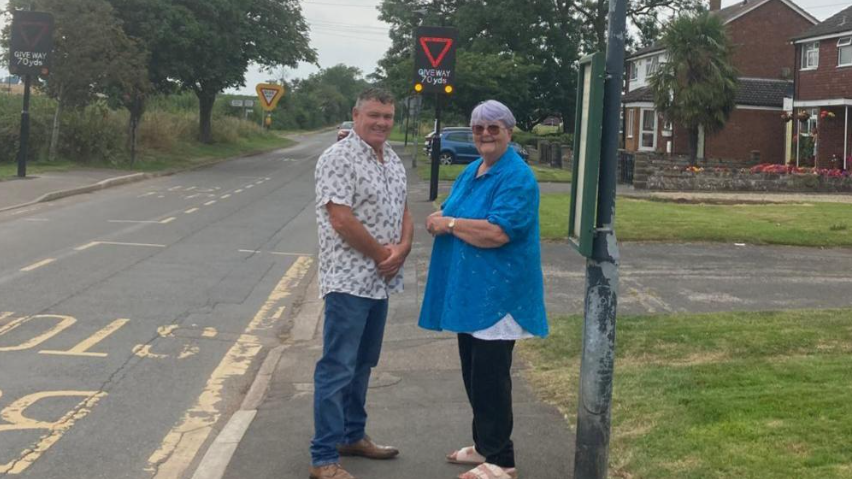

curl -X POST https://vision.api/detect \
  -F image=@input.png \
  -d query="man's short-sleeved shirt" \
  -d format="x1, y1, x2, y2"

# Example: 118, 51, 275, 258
315, 131, 407, 299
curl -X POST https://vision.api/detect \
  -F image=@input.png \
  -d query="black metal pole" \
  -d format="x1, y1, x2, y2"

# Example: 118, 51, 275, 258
573, 0, 626, 475
429, 93, 442, 201
404, 98, 411, 148
17, 74, 32, 178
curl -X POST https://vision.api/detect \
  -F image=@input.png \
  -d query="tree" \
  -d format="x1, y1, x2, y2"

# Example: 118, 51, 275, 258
650, 11, 738, 164
3, 0, 148, 161
376, 0, 580, 131
148, 0, 316, 143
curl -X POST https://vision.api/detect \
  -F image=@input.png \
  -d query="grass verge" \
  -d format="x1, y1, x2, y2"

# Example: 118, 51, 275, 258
417, 163, 572, 183
540, 196, 852, 247
0, 136, 294, 180
520, 309, 852, 479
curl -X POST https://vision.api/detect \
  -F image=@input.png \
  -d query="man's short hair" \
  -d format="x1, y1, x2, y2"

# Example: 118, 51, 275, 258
355, 88, 395, 109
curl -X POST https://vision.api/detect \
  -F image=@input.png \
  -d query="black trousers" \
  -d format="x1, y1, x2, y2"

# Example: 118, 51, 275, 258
458, 333, 516, 468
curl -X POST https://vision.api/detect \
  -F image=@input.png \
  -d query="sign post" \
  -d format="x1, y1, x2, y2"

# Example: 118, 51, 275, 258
413, 26, 457, 201
255, 84, 285, 129
570, 0, 626, 476
9, 10, 54, 178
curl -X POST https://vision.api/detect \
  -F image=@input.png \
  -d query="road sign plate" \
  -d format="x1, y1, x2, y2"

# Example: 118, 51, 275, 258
255, 84, 285, 111
414, 26, 458, 94
9, 11, 54, 76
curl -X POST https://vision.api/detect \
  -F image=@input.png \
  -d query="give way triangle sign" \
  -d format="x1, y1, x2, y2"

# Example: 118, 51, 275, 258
419, 37, 453, 68
255, 83, 285, 111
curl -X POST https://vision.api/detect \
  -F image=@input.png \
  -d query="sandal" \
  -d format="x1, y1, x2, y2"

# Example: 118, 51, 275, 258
446, 446, 486, 465
458, 463, 518, 479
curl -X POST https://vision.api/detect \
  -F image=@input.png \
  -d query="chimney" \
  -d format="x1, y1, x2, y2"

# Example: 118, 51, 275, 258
710, 0, 721, 11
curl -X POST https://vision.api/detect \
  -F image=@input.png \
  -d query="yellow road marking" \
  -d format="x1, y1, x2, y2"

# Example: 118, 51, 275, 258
202, 328, 217, 338
158, 325, 179, 337
132, 344, 168, 359
20, 258, 55, 272
147, 256, 313, 478
160, 217, 176, 224
185, 208, 199, 214
40, 319, 129, 358
0, 315, 77, 352
0, 391, 107, 474
203, 200, 217, 206
178, 345, 200, 359
0, 312, 13, 323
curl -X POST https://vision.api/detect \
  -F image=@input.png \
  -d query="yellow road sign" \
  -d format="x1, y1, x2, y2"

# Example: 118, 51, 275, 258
256, 83, 285, 111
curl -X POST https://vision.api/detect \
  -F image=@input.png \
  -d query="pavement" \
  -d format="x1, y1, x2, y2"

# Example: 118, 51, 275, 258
3, 144, 852, 479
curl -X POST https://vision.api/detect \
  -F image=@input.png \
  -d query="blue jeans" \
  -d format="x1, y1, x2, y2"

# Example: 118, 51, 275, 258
311, 292, 389, 466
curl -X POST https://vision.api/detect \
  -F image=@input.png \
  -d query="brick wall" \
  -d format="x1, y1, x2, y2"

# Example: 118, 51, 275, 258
814, 106, 852, 167
705, 108, 786, 163
796, 41, 852, 101
727, 0, 813, 79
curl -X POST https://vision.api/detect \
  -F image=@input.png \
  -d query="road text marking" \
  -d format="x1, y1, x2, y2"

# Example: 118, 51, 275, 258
40, 319, 130, 358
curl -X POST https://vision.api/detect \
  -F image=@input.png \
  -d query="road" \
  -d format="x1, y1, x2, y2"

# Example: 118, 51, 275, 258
0, 131, 333, 478
3, 128, 852, 478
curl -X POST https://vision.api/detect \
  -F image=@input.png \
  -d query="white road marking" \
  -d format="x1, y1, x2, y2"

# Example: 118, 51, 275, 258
234, 189, 243, 194
20, 258, 56, 272
185, 208, 199, 214
168, 186, 182, 191
24, 218, 50, 222
245, 185, 254, 189
160, 217, 176, 224
204, 200, 217, 206
220, 194, 231, 199
109, 220, 162, 224
75, 241, 166, 251
138, 192, 157, 198
237, 249, 315, 257
185, 194, 201, 199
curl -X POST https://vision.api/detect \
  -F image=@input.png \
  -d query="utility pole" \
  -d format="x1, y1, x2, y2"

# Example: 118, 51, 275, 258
573, 0, 626, 476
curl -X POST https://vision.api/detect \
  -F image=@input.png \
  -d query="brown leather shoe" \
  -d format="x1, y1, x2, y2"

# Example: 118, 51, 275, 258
337, 435, 399, 459
308, 463, 355, 479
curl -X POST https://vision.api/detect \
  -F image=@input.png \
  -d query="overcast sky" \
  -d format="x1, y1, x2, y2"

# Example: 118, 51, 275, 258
1, 0, 846, 95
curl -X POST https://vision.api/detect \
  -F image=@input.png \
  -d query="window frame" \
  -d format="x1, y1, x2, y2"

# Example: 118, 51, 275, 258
629, 61, 638, 80
801, 42, 819, 70
838, 37, 852, 67
626, 109, 634, 139
639, 108, 657, 151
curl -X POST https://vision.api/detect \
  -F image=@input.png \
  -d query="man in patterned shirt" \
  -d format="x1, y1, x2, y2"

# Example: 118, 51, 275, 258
310, 88, 413, 479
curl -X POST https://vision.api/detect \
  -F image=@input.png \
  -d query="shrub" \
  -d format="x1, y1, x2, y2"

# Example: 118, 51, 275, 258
59, 101, 126, 164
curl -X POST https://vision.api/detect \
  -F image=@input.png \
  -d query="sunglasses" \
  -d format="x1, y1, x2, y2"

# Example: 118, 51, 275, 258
471, 124, 505, 135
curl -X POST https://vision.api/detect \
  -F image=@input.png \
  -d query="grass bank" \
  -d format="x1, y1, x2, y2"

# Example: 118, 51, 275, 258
520, 309, 852, 479
418, 163, 572, 183
540, 196, 852, 247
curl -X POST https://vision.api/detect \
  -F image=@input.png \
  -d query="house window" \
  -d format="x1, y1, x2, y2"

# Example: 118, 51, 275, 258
640, 109, 656, 150
629, 61, 638, 80
626, 109, 634, 138
802, 108, 819, 135
802, 42, 819, 69
644, 56, 659, 77
838, 37, 852, 67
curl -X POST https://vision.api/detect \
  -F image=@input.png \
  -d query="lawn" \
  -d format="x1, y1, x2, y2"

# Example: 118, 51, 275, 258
0, 160, 76, 179
417, 163, 572, 183
520, 309, 852, 479
539, 196, 852, 247
0, 136, 295, 180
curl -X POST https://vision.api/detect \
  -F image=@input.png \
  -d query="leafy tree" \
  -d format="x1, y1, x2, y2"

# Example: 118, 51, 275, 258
650, 11, 738, 164
145, 0, 316, 143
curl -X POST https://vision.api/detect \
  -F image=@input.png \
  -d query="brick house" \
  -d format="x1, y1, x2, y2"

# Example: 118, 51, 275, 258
790, 4, 852, 169
622, 0, 817, 164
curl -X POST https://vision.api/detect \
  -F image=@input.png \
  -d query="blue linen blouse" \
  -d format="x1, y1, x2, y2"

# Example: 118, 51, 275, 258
418, 147, 548, 337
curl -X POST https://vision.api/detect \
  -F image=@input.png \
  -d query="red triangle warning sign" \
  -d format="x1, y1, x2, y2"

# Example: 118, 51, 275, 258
419, 37, 453, 69
255, 83, 285, 111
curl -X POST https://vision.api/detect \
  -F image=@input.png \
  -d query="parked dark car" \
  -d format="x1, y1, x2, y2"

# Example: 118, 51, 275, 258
423, 126, 469, 156
429, 129, 529, 165
336, 121, 353, 142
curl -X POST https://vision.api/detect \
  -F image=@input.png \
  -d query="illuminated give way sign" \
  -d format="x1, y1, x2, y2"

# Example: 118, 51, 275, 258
413, 26, 457, 94
9, 11, 54, 76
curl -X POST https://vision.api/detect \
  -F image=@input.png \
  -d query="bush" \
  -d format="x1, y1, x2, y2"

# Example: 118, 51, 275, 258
59, 102, 126, 164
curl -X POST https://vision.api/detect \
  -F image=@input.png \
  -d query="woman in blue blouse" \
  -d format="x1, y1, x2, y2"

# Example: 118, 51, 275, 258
420, 100, 547, 479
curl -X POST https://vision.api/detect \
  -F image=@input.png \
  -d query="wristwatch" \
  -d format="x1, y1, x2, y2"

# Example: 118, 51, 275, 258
448, 217, 456, 234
